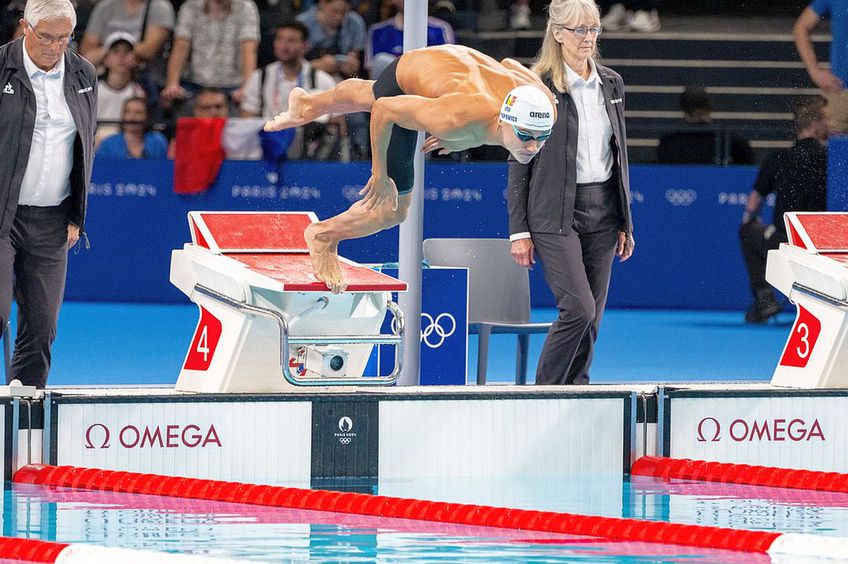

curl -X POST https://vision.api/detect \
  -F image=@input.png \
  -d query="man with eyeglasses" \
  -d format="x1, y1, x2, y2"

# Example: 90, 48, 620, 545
263, 44, 556, 293
0, 0, 97, 389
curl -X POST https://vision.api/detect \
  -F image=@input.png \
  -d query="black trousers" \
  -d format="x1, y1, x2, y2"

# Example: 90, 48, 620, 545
533, 180, 620, 385
0, 204, 70, 388
739, 221, 785, 300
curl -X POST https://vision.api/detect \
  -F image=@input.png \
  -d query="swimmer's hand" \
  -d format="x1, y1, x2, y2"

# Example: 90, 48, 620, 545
422, 135, 454, 156
359, 175, 399, 211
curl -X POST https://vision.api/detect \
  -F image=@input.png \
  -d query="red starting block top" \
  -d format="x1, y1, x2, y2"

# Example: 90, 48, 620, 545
786, 212, 848, 253
187, 211, 407, 292
189, 211, 316, 253
826, 253, 848, 266
230, 253, 407, 292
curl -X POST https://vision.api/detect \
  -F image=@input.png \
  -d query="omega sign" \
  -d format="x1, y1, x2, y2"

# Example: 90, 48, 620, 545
84, 423, 222, 449
696, 417, 825, 443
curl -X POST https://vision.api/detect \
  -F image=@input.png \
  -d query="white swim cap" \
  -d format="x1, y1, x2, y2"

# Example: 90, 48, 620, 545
499, 85, 555, 131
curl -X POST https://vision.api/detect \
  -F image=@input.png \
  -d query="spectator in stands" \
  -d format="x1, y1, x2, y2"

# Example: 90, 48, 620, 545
96, 32, 147, 146
508, 0, 634, 385
298, 0, 369, 158
795, 1, 848, 131
254, 0, 297, 67
161, 0, 260, 106
600, 1, 660, 32
193, 88, 231, 118
795, 1, 846, 92
365, 0, 454, 79
241, 21, 338, 159
1, 1, 26, 45
79, 0, 174, 98
97, 97, 168, 158
297, 0, 365, 79
657, 84, 755, 165
739, 96, 831, 324
510, 0, 532, 29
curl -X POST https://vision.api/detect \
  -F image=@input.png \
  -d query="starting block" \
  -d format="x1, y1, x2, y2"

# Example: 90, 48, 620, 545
169, 211, 407, 392
766, 212, 848, 388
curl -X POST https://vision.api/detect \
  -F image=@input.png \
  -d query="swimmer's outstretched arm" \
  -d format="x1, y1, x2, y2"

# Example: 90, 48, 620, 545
360, 93, 492, 210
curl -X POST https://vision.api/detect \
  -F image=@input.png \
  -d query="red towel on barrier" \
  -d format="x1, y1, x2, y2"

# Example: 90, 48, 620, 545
173, 117, 227, 194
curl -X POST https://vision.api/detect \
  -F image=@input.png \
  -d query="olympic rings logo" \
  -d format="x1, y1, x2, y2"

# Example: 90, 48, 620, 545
420, 312, 456, 349
338, 437, 352, 445
665, 189, 698, 206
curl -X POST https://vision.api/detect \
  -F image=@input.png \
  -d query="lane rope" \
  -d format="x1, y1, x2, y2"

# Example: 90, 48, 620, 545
0, 535, 247, 563
13, 463, 848, 559
632, 456, 848, 493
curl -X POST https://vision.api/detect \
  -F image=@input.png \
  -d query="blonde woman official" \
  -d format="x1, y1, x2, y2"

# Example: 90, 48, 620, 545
508, 0, 635, 385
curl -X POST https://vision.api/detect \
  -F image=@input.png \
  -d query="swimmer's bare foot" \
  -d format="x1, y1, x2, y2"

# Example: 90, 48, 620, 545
264, 87, 310, 132
305, 223, 347, 294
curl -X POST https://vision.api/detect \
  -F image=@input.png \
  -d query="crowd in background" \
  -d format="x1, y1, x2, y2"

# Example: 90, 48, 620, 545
0, 0, 839, 169
0, 0, 665, 162
2, 0, 471, 161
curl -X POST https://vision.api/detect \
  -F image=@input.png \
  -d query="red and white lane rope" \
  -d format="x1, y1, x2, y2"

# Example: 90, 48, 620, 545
0, 535, 246, 563
13, 464, 848, 559
632, 456, 848, 493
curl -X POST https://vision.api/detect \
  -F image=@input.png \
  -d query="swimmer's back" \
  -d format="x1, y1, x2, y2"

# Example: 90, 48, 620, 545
396, 45, 545, 101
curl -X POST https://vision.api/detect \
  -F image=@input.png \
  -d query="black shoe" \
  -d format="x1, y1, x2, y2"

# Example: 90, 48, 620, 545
745, 299, 782, 324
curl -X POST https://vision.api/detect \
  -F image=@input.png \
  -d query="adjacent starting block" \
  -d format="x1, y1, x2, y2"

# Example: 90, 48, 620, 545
766, 212, 848, 388
169, 211, 407, 392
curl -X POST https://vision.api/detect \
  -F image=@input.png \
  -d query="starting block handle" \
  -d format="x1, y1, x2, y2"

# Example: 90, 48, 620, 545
194, 284, 404, 386
792, 282, 848, 309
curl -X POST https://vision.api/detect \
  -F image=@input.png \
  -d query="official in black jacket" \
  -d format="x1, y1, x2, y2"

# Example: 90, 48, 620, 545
508, 0, 634, 385
739, 95, 830, 324
0, 0, 97, 388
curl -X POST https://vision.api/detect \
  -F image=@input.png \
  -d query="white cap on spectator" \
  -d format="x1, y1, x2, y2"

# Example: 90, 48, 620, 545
103, 31, 136, 50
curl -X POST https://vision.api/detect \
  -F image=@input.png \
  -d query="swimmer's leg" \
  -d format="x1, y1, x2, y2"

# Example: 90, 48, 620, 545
305, 193, 412, 294
265, 79, 377, 131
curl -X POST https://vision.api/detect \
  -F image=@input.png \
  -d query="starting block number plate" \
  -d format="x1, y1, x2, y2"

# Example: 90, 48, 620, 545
779, 305, 821, 368
184, 307, 222, 371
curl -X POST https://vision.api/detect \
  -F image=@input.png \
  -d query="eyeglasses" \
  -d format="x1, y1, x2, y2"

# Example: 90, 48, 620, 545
560, 25, 602, 37
26, 21, 74, 47
512, 125, 551, 143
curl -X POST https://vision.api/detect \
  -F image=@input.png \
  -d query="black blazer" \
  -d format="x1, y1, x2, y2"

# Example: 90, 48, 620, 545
0, 38, 97, 235
507, 64, 633, 236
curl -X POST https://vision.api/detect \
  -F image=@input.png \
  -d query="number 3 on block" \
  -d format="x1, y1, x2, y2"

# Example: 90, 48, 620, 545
184, 307, 223, 371
779, 305, 821, 368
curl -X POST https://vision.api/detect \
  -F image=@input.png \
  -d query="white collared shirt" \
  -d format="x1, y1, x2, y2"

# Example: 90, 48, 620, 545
18, 46, 77, 207
565, 60, 613, 184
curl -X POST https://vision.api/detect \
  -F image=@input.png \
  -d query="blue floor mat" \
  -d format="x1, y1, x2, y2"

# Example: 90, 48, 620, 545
38, 303, 793, 387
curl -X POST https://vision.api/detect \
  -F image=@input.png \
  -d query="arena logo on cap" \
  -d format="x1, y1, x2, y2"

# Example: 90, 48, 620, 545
529, 111, 550, 119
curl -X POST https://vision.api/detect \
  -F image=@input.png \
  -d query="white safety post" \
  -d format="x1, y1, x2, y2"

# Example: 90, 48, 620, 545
397, 1, 427, 386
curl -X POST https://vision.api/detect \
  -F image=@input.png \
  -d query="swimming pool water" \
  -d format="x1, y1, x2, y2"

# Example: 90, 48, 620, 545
4, 475, 847, 563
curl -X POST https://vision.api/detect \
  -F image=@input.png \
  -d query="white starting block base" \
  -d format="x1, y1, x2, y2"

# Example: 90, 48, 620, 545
766, 213, 848, 388
170, 212, 406, 393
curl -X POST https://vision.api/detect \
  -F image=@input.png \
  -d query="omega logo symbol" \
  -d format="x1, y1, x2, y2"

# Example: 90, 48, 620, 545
696, 417, 721, 442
